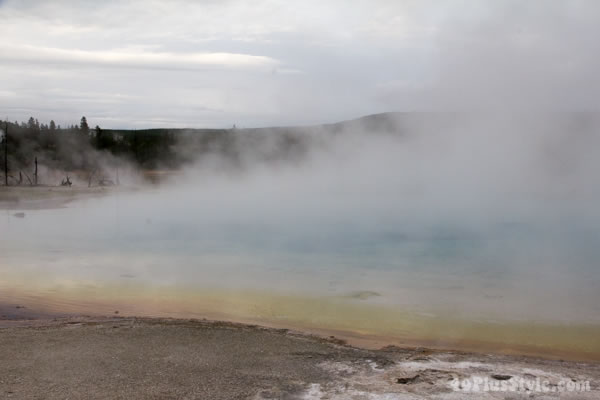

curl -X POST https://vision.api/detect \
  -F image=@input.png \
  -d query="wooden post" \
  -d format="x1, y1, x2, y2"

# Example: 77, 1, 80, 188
133, 129, 138, 163
4, 121, 8, 186
34, 156, 38, 185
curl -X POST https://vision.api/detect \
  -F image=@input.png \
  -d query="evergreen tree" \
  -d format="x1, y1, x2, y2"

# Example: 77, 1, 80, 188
80, 116, 89, 134
94, 125, 102, 148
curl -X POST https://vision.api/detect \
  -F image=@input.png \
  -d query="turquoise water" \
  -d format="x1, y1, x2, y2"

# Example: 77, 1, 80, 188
2, 187, 599, 325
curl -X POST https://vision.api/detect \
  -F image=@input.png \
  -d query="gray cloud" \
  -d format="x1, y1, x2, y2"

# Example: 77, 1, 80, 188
0, 44, 279, 71
1, 0, 599, 128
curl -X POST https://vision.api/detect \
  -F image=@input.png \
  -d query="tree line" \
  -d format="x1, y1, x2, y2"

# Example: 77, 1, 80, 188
1, 116, 184, 185
1, 113, 322, 186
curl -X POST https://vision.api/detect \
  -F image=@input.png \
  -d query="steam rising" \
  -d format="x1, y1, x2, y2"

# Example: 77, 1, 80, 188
172, 113, 600, 226
1, 1, 600, 342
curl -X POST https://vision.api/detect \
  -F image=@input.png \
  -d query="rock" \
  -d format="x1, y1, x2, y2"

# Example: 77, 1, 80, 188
347, 290, 382, 300
491, 374, 512, 381
397, 374, 420, 384
99, 179, 115, 186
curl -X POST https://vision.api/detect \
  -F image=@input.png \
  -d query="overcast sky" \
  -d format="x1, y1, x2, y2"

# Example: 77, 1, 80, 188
1, 0, 599, 129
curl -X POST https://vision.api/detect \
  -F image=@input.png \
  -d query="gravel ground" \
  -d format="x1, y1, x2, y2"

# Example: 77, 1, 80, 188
0, 317, 599, 399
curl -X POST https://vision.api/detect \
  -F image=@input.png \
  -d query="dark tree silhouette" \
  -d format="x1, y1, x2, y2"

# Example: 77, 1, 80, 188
0, 113, 316, 176
3, 122, 8, 186
80, 116, 89, 135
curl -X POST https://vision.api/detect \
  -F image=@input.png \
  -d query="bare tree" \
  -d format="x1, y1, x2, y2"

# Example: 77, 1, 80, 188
34, 156, 38, 185
3, 121, 8, 186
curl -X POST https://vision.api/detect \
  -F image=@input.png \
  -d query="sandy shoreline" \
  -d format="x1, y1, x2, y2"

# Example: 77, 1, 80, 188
2, 286, 599, 363
0, 185, 135, 210
0, 186, 108, 210
0, 315, 598, 399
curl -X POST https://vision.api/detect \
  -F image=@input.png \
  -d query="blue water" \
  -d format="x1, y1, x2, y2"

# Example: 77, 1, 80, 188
2, 187, 599, 326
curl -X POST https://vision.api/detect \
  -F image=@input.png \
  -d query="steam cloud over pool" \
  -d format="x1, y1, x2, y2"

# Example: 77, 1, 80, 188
2, 113, 600, 359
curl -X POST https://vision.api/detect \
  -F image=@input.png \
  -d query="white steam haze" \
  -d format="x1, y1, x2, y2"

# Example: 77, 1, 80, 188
1, 0, 600, 349
3, 113, 600, 324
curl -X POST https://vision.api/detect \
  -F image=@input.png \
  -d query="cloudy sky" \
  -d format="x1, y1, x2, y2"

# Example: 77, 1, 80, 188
1, 0, 599, 129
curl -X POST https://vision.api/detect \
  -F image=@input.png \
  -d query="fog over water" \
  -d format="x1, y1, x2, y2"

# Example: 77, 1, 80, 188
2, 1, 600, 356
2, 114, 600, 335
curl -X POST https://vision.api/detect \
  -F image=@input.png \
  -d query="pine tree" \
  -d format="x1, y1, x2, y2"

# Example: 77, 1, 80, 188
80, 116, 90, 134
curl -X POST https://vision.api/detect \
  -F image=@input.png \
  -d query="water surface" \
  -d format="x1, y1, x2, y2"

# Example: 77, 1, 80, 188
2, 186, 599, 359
